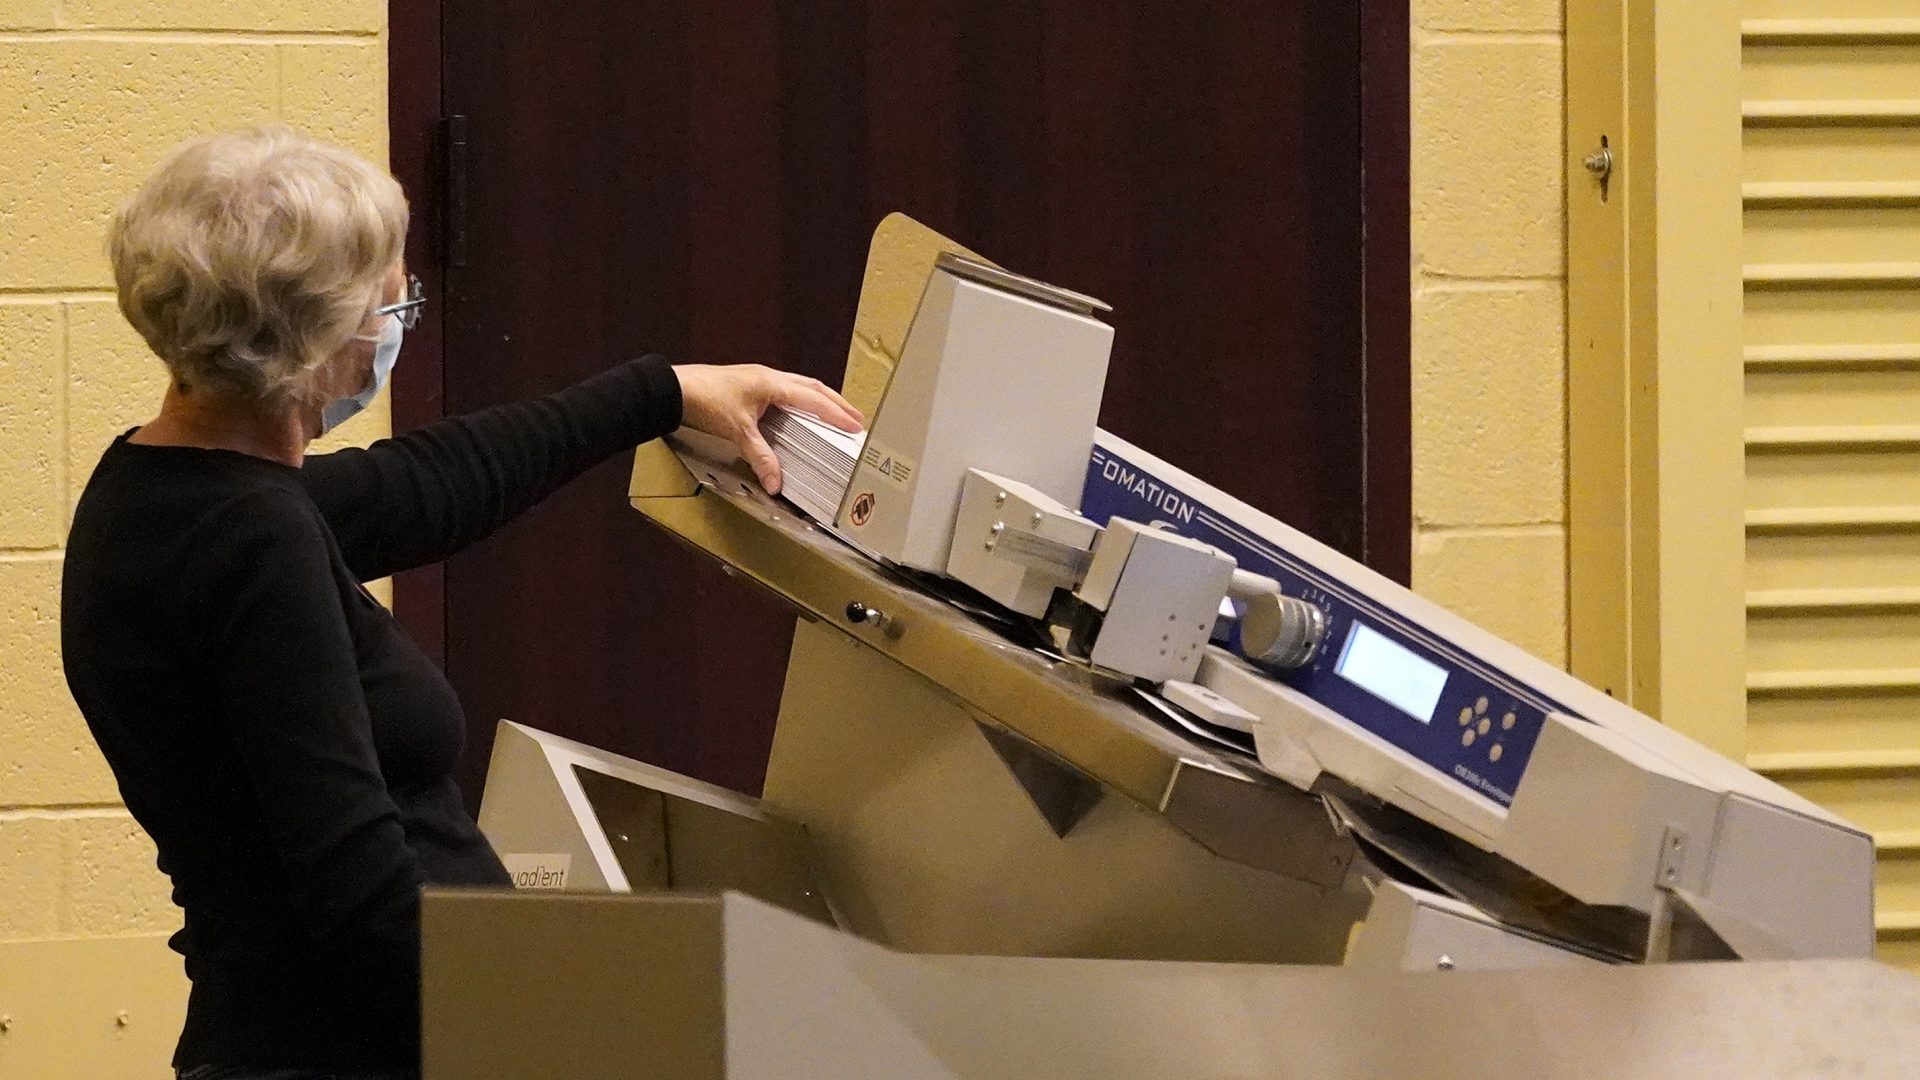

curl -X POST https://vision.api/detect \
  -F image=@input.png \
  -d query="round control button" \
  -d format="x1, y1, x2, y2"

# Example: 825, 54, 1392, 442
1459, 707, 1473, 726
1461, 729, 1476, 747
1474, 697, 1489, 715
1489, 743, 1505, 763
1501, 712, 1517, 731
1477, 718, 1491, 736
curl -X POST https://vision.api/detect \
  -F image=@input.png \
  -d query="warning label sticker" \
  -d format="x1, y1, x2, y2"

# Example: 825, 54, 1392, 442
860, 443, 915, 487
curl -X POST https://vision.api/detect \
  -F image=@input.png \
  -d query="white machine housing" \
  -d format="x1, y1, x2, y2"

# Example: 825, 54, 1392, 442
836, 254, 1113, 572
828, 250, 1875, 962
1345, 879, 1605, 972
1073, 519, 1234, 685
949, 471, 1247, 686
947, 470, 1099, 618
1090, 432, 1876, 960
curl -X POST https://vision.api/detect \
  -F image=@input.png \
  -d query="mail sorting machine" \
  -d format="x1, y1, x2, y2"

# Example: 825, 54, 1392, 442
489, 248, 1875, 972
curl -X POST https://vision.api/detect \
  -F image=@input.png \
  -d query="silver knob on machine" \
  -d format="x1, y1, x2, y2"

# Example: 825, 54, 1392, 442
1239, 592, 1328, 670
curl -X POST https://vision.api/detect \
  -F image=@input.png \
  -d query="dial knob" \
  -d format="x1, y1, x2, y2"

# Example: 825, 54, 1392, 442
1239, 592, 1328, 670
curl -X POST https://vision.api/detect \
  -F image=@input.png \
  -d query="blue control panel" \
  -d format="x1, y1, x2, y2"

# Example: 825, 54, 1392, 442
1082, 442, 1580, 808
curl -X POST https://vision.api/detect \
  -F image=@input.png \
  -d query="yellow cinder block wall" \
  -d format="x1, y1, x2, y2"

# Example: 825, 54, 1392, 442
1408, 0, 1569, 668
0, 0, 391, 981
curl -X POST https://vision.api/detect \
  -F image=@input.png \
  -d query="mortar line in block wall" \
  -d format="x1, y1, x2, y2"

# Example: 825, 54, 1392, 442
58, 300, 70, 530
1413, 523, 1567, 540
0, 289, 116, 302
1416, 272, 1567, 289
0, 548, 64, 561
0, 805, 133, 821
0, 30, 379, 45
1413, 28, 1563, 47
1416, 276, 1565, 295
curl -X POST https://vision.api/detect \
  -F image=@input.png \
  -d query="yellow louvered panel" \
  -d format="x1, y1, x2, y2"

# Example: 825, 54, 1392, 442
1741, 7, 1920, 973
1746, 285, 1920, 346
1747, 530, 1920, 591
1744, 45, 1920, 102
1882, 930, 1920, 969
1744, 2, 1919, 20
1746, 127, 1920, 184
1747, 20, 1920, 42
1776, 772, 1920, 838
1745, 205, 1920, 264
1877, 846, 1920, 926
1747, 424, 1920, 447
1746, 446, 1920, 511
1749, 689, 1920, 758
1747, 368, 1920, 428
1749, 610, 1920, 672
1745, 180, 1920, 203
1749, 668, 1920, 692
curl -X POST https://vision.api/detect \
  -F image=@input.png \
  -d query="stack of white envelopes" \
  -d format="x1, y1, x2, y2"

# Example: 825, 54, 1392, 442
761, 406, 867, 525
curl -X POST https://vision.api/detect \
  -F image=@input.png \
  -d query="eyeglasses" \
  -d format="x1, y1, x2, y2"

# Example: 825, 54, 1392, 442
374, 274, 427, 330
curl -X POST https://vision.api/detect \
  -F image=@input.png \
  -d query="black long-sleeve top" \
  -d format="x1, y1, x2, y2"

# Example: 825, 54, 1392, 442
60, 355, 683, 1071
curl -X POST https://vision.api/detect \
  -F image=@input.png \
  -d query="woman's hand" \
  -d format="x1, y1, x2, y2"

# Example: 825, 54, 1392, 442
673, 364, 864, 494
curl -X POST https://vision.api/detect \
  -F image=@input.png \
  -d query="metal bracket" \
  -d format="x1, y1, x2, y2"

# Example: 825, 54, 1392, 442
1645, 826, 1689, 962
995, 526, 1096, 580
1656, 826, 1689, 889
1160, 761, 1357, 891
975, 721, 1104, 838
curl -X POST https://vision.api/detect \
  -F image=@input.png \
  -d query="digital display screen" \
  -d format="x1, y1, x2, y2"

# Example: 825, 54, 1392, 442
1335, 623, 1450, 723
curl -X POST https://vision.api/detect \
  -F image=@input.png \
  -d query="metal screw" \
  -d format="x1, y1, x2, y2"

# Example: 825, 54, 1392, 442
1, 1014, 12, 1033
1031, 511, 1043, 526
986, 521, 1005, 550
994, 491, 1008, 506
1436, 955, 1456, 971
845, 601, 891, 631
116, 1011, 130, 1027
1582, 145, 1613, 183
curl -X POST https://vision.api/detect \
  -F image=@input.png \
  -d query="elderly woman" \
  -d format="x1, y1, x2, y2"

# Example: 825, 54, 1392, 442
60, 127, 860, 1080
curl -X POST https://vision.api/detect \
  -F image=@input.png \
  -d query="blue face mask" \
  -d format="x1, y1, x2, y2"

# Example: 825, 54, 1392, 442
320, 313, 404, 434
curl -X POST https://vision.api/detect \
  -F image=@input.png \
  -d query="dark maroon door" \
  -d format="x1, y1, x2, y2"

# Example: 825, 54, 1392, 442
395, 1, 1406, 804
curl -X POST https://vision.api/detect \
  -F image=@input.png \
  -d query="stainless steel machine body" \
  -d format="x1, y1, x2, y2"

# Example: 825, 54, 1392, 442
422, 890, 1920, 1080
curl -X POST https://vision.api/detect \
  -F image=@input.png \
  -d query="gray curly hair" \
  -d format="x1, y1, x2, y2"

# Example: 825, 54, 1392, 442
108, 126, 408, 408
